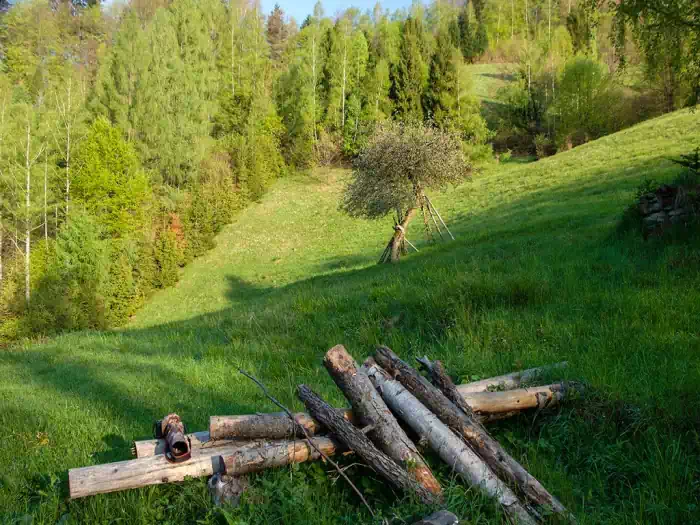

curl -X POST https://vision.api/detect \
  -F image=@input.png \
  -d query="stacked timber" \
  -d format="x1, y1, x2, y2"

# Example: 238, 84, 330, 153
68, 345, 579, 523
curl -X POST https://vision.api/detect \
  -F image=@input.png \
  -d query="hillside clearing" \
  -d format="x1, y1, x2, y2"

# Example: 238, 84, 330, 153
2, 110, 700, 524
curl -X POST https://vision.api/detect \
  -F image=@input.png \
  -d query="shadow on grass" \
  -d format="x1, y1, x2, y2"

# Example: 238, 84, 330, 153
3, 150, 700, 522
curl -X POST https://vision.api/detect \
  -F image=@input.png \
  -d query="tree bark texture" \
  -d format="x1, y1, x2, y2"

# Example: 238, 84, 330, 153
210, 410, 354, 440
365, 363, 537, 525
222, 436, 342, 476
375, 348, 573, 521
297, 384, 438, 505
70, 437, 340, 499
389, 206, 418, 263
324, 344, 441, 496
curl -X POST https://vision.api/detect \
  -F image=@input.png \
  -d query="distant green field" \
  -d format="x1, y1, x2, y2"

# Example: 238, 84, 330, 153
469, 63, 515, 105
2, 110, 700, 524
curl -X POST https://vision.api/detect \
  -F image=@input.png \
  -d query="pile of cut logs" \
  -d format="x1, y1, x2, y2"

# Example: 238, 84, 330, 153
69, 345, 579, 523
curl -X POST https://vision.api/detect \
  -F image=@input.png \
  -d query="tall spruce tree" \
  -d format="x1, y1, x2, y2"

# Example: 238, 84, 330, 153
391, 17, 427, 123
266, 4, 289, 64
423, 30, 460, 128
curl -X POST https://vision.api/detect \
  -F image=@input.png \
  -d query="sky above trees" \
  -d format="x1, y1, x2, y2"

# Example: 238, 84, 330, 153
104, 0, 419, 26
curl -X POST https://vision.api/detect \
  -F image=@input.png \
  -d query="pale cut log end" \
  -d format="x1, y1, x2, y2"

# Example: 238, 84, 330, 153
324, 344, 355, 374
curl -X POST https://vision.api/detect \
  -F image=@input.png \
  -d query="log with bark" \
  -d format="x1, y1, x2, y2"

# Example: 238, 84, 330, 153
297, 384, 438, 505
324, 344, 442, 496
69, 437, 341, 499
364, 361, 537, 525
210, 411, 354, 440
375, 348, 573, 521
453, 362, 568, 394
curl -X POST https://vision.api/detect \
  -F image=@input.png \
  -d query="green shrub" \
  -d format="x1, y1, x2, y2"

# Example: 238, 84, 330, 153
154, 229, 180, 289
103, 247, 139, 326
27, 212, 109, 334
534, 133, 554, 159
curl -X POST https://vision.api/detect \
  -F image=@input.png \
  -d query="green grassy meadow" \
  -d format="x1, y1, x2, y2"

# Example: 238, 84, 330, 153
2, 109, 700, 524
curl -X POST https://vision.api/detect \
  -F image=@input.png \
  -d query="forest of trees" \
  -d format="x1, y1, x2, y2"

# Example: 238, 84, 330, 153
0, 0, 697, 342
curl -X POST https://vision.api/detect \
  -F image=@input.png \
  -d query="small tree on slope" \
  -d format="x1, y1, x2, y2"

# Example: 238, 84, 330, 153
341, 122, 470, 263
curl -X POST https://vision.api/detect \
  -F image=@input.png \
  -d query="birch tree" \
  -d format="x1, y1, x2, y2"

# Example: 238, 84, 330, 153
52, 68, 86, 218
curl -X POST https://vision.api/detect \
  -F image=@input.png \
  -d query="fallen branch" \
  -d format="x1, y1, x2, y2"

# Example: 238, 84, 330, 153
324, 345, 441, 496
298, 384, 438, 505
375, 347, 573, 521
364, 362, 536, 525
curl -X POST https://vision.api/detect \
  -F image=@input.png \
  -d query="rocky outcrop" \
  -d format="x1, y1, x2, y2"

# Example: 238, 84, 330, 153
639, 184, 699, 237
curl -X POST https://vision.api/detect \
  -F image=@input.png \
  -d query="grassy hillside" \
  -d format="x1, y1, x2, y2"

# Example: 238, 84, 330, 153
2, 109, 700, 524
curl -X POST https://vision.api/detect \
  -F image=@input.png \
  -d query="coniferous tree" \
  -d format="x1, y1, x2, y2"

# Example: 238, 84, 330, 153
266, 4, 289, 64
423, 31, 460, 128
391, 17, 427, 123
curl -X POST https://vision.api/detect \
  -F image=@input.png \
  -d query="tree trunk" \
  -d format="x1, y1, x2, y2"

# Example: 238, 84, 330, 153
323, 345, 441, 496
341, 27, 347, 129
24, 117, 31, 305
312, 33, 317, 143
65, 78, 72, 217
298, 384, 438, 505
223, 436, 342, 476
69, 437, 341, 499
374, 348, 572, 521
210, 410, 354, 440
456, 383, 573, 414
365, 362, 537, 525
389, 206, 417, 263
44, 154, 48, 241
0, 211, 3, 286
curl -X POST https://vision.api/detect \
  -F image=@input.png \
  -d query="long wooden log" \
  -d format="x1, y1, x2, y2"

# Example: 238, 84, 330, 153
455, 384, 571, 414
323, 345, 442, 496
375, 348, 573, 521
69, 437, 340, 499
222, 437, 342, 476
211, 412, 330, 440
365, 362, 536, 525
297, 384, 438, 505
455, 362, 568, 394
